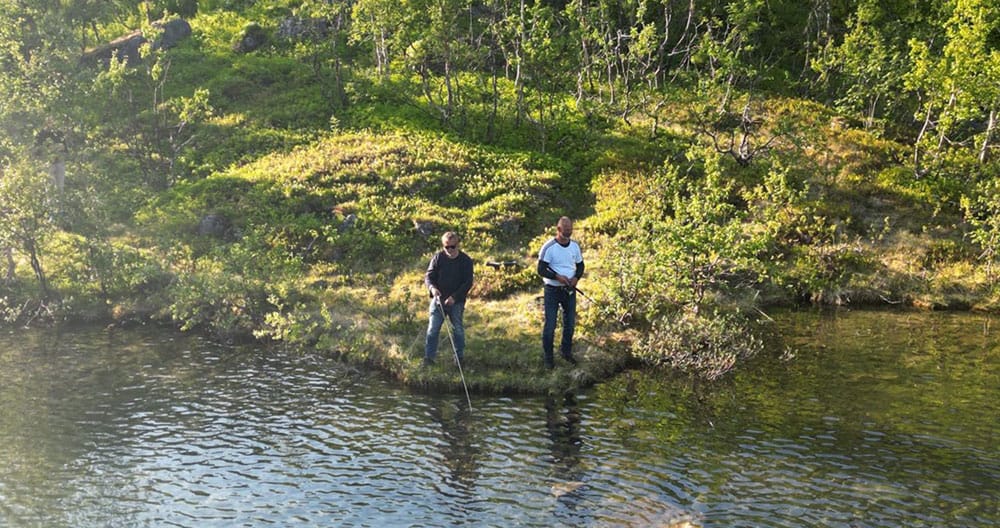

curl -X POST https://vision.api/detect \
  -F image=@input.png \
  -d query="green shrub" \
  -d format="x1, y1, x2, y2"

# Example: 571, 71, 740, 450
634, 308, 763, 381
783, 241, 877, 303
598, 153, 774, 327
161, 0, 198, 18
962, 178, 1000, 286
164, 235, 302, 339
471, 265, 537, 299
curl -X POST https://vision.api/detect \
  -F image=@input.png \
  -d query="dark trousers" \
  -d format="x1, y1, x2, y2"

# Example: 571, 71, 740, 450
542, 285, 576, 364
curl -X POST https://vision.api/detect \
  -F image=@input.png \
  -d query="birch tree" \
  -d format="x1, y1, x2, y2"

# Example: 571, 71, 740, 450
906, 0, 1000, 174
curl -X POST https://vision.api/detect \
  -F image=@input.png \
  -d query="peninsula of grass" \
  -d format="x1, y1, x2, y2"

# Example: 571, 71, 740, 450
4, 3, 1000, 395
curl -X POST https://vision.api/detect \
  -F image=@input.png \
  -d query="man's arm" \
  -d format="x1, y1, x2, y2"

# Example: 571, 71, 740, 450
537, 260, 556, 279
424, 253, 441, 297
453, 256, 474, 301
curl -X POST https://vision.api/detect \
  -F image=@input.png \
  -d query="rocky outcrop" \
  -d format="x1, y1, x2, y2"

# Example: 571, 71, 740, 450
81, 18, 192, 67
233, 23, 267, 53
277, 17, 333, 41
197, 213, 233, 239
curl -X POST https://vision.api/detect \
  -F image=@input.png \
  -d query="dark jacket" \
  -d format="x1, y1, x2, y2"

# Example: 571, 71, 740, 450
425, 251, 474, 302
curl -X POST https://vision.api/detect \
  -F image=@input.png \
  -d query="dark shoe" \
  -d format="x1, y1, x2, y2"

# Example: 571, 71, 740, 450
562, 353, 577, 366
543, 359, 555, 370
422, 357, 435, 367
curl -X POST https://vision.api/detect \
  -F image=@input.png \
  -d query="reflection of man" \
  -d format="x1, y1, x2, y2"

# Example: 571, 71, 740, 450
546, 393, 583, 477
429, 397, 480, 493
424, 232, 474, 365
537, 216, 584, 369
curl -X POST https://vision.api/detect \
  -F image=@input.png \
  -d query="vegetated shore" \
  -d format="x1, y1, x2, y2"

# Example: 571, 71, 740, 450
5, 0, 1000, 400
95, 241, 995, 398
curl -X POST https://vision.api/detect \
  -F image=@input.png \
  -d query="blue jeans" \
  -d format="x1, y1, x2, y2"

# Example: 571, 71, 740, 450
542, 285, 576, 364
425, 299, 465, 361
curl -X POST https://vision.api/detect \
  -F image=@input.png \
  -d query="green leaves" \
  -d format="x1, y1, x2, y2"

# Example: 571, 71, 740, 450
599, 150, 778, 329
962, 177, 1000, 284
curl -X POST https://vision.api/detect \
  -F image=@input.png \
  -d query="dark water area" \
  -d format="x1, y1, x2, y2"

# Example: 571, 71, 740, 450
0, 309, 996, 527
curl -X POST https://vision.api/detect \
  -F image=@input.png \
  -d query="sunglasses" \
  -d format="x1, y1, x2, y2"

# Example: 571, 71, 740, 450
444, 245, 457, 249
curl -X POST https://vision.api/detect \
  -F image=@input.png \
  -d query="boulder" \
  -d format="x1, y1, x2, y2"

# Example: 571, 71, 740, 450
412, 219, 435, 237
81, 18, 192, 67
158, 18, 192, 49
197, 213, 232, 239
277, 17, 333, 41
339, 213, 358, 233
233, 23, 268, 53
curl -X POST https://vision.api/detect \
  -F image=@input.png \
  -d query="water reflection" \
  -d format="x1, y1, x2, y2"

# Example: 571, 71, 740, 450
427, 396, 480, 494
0, 311, 997, 527
545, 393, 583, 477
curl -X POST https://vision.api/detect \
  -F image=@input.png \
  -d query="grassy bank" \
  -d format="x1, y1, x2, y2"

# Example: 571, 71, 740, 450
3, 5, 999, 396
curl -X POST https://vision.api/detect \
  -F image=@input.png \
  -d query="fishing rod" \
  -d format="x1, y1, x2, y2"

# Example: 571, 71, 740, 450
435, 296, 473, 411
544, 264, 596, 304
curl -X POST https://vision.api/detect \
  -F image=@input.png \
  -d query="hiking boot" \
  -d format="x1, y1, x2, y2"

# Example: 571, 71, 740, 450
543, 359, 555, 370
562, 353, 577, 366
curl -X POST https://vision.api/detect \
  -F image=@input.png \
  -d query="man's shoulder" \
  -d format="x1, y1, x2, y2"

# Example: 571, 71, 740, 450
539, 237, 559, 253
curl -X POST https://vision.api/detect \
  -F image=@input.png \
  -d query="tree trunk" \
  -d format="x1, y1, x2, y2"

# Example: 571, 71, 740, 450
914, 104, 934, 176
440, 2, 454, 124
866, 92, 880, 131
514, 0, 525, 126
378, 28, 389, 76
980, 107, 997, 164
4, 247, 13, 282
24, 239, 48, 298
936, 90, 957, 150
487, 61, 499, 143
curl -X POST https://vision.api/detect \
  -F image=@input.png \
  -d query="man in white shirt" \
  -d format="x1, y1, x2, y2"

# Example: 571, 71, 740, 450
536, 217, 584, 369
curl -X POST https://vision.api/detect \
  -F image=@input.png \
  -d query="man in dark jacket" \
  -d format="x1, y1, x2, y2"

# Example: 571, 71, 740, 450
424, 232, 474, 365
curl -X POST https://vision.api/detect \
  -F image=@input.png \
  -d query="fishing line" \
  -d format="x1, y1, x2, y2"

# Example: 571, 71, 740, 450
436, 298, 473, 412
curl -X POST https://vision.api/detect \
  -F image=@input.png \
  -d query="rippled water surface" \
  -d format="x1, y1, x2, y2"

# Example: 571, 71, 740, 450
0, 310, 997, 527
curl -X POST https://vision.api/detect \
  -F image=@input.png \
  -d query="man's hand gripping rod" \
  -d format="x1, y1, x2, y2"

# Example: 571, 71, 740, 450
545, 264, 595, 304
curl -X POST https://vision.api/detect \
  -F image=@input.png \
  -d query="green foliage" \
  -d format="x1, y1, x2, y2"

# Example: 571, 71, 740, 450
634, 308, 764, 381
161, 0, 199, 18
471, 265, 537, 300
811, 0, 918, 133
140, 129, 563, 284
3, 0, 1000, 392
87, 240, 172, 300
234, 22, 268, 50
0, 161, 59, 297
784, 240, 878, 304
962, 178, 1000, 285
596, 151, 776, 328
904, 0, 1000, 173
164, 231, 303, 339
198, 53, 336, 129
750, 167, 883, 303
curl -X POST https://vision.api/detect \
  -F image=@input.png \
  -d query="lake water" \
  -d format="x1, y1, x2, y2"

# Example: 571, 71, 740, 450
0, 309, 996, 527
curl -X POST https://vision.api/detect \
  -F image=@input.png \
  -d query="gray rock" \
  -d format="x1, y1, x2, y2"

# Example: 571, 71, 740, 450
81, 19, 191, 67
339, 213, 358, 233
413, 219, 434, 237
198, 213, 232, 239
277, 17, 332, 40
233, 23, 268, 53
158, 18, 192, 49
